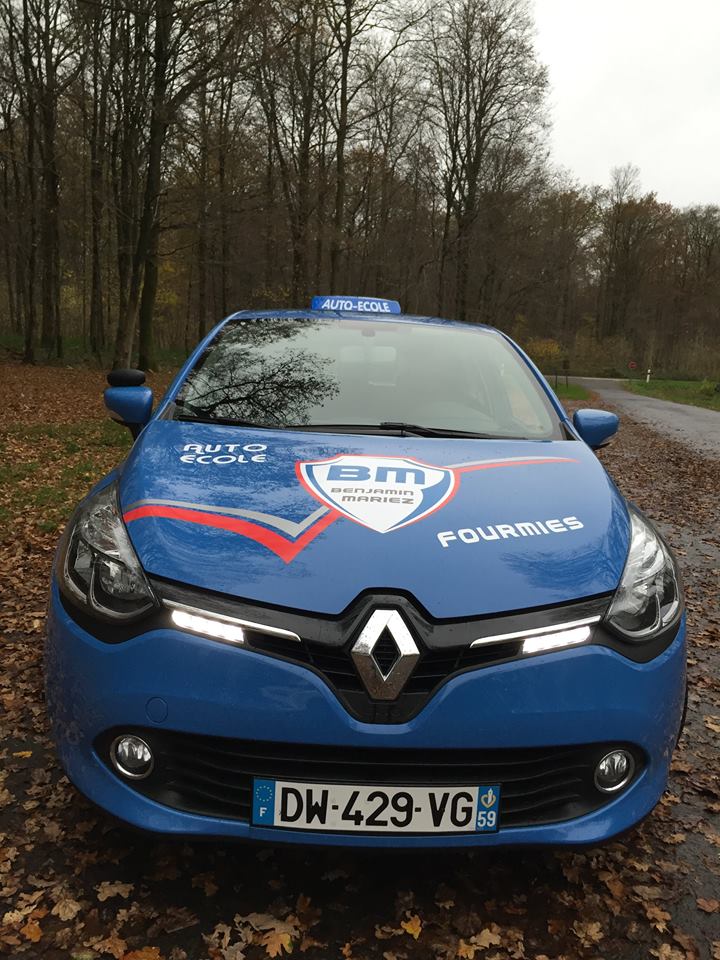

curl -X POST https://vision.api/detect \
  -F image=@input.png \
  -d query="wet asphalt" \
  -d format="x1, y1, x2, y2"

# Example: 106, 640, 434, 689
572, 378, 720, 460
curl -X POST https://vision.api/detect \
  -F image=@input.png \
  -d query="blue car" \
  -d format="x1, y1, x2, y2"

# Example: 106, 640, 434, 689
46, 296, 686, 847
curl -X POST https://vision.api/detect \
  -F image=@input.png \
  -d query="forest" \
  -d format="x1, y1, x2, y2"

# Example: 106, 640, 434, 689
0, 0, 718, 377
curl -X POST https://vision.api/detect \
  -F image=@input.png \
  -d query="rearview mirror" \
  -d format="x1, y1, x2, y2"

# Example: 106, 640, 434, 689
105, 369, 153, 439
573, 409, 619, 450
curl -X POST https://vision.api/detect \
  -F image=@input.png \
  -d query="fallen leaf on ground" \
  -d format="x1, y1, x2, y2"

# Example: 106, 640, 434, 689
400, 915, 422, 940
571, 920, 604, 946
262, 930, 293, 958
474, 927, 502, 948
20, 920, 41, 942
93, 934, 128, 958
650, 946, 685, 960
647, 905, 672, 931
123, 949, 163, 960
457, 941, 477, 959
52, 898, 82, 921
697, 898, 720, 913
96, 881, 134, 902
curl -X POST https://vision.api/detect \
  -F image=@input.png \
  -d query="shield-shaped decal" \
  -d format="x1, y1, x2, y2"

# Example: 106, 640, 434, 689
297, 455, 457, 533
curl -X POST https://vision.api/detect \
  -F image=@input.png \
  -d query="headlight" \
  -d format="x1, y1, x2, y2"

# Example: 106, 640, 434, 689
57, 481, 156, 622
606, 509, 681, 641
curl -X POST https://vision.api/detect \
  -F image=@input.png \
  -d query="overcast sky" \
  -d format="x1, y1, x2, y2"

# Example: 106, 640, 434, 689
533, 0, 720, 207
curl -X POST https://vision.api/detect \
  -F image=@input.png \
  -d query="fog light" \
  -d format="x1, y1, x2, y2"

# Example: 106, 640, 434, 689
111, 735, 154, 779
594, 749, 634, 793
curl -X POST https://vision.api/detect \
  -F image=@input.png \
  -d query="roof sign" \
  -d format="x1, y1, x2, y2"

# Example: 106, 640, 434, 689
311, 295, 402, 314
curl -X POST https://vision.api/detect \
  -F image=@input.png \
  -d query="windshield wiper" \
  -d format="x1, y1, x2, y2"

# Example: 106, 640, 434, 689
284, 421, 509, 438
173, 405, 512, 438
173, 399, 276, 428
175, 414, 268, 427
378, 422, 508, 438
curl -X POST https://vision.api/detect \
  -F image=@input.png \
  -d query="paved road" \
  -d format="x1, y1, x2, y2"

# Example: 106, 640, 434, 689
573, 377, 720, 459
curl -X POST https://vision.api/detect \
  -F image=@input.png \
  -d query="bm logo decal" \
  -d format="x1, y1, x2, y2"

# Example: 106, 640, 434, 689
297, 455, 457, 533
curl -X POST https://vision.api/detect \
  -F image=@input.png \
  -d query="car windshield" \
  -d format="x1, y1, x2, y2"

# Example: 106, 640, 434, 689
173, 316, 562, 440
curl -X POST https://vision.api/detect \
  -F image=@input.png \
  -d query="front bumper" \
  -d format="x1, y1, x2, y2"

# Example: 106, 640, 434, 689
45, 583, 686, 847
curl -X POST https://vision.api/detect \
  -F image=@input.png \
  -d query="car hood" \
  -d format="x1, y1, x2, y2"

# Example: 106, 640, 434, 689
118, 420, 630, 618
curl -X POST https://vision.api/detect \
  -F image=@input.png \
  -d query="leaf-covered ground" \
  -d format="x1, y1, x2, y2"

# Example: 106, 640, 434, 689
1, 363, 718, 960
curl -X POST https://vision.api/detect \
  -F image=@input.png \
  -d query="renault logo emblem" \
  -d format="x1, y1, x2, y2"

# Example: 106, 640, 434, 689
351, 609, 420, 700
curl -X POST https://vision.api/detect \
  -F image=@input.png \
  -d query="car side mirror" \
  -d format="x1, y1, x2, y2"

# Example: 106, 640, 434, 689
573, 409, 619, 450
104, 369, 153, 439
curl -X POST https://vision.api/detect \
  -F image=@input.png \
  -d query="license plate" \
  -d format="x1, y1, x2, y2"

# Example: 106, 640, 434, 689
251, 779, 501, 833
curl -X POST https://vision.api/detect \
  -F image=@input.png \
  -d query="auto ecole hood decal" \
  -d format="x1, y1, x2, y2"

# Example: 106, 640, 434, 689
119, 421, 630, 617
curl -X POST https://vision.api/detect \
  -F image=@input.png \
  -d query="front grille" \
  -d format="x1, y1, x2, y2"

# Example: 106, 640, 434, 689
152, 581, 612, 723
250, 632, 521, 696
97, 728, 642, 830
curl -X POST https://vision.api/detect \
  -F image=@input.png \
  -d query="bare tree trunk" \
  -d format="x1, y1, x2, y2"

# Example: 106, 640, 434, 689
39, 119, 62, 357
184, 254, 194, 353
314, 143, 329, 291
12, 0, 40, 363
437, 203, 452, 315
454, 213, 471, 321
33, 0, 68, 359
196, 74, 209, 339
113, 0, 171, 367
197, 215, 208, 341
329, 16, 349, 291
87, 7, 112, 359
217, 65, 234, 316
138, 218, 160, 369
263, 139, 276, 292
1, 159, 19, 333
217, 131, 229, 316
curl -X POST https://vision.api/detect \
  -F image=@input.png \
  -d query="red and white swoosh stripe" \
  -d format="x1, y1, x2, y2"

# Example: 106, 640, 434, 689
448, 455, 576, 472
123, 455, 577, 563
123, 502, 338, 563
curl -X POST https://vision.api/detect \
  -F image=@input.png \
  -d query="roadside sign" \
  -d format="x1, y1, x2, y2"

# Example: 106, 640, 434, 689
628, 360, 637, 370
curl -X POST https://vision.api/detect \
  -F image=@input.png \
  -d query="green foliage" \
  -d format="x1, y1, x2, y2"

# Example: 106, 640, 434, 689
568, 326, 636, 378
554, 383, 590, 401
526, 338, 564, 371
626, 379, 720, 411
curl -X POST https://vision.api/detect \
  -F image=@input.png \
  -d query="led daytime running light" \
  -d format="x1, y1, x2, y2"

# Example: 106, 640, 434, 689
521, 625, 591, 654
171, 608, 246, 645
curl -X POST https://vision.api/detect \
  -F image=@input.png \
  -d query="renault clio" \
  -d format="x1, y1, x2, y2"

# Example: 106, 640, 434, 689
45, 296, 686, 846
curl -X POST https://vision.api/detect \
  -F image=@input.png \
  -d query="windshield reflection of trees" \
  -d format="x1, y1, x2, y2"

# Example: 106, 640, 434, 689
177, 319, 339, 425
